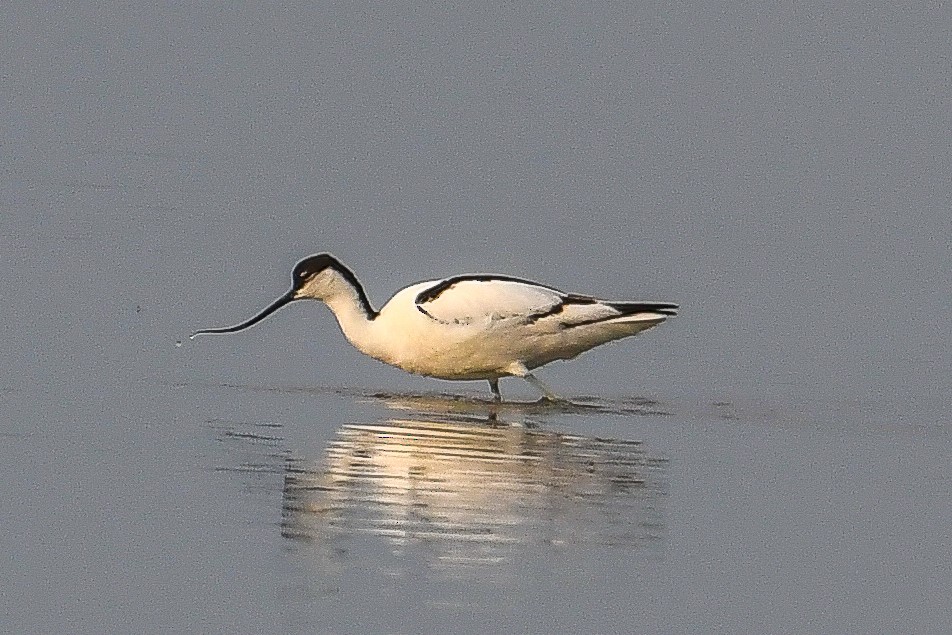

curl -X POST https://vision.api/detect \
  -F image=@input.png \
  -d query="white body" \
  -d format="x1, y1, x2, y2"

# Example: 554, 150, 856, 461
321, 275, 670, 381
195, 253, 677, 399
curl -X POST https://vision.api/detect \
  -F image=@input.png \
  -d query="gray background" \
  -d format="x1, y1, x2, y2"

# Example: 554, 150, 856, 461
2, 3, 950, 634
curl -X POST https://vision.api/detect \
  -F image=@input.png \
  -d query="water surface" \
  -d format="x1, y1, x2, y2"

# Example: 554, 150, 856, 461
4, 3, 952, 633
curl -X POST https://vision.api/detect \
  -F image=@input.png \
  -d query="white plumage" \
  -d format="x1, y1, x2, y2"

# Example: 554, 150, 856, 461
193, 253, 678, 400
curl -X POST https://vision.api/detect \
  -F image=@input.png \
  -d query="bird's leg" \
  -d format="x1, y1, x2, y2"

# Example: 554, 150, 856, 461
504, 362, 563, 402
488, 378, 502, 402
523, 373, 561, 402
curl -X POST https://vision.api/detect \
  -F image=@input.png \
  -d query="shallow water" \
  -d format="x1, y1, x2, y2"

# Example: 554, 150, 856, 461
5, 381, 949, 634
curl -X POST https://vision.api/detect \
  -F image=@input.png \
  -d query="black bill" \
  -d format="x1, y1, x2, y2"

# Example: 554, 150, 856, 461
191, 290, 296, 338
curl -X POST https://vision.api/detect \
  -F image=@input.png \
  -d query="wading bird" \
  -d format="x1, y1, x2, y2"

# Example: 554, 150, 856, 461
192, 254, 677, 401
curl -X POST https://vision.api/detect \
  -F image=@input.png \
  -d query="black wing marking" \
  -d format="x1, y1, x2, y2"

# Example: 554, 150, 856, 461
413, 275, 567, 325
414, 274, 564, 306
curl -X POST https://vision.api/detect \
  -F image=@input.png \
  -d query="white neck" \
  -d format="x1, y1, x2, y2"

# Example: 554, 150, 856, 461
319, 271, 388, 362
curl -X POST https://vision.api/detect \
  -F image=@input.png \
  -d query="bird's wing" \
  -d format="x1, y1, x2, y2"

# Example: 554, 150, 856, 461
551, 299, 679, 328
414, 275, 567, 324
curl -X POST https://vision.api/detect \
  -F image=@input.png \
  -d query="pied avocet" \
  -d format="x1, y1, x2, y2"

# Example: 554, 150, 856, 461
192, 254, 678, 401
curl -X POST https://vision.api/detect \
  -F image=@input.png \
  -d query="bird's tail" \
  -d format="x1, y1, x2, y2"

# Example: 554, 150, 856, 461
608, 301, 679, 320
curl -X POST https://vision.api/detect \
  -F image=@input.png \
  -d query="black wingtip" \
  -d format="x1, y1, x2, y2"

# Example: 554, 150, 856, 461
610, 301, 679, 317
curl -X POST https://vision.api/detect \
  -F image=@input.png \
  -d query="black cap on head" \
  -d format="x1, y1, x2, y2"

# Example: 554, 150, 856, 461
290, 253, 376, 318
292, 253, 342, 287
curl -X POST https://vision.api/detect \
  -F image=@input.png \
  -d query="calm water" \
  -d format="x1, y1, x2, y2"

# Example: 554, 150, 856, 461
4, 3, 952, 633
4, 380, 949, 634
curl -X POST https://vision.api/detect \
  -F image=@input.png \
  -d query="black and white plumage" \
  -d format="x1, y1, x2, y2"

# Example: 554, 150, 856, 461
193, 253, 678, 401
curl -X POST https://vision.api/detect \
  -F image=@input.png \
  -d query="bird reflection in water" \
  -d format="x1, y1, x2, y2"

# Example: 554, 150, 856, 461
280, 394, 668, 570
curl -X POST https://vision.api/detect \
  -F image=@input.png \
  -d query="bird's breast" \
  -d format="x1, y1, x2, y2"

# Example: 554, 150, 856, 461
365, 304, 522, 379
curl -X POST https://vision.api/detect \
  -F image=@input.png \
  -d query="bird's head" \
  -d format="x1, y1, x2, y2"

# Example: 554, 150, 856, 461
190, 253, 354, 338
289, 253, 351, 301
